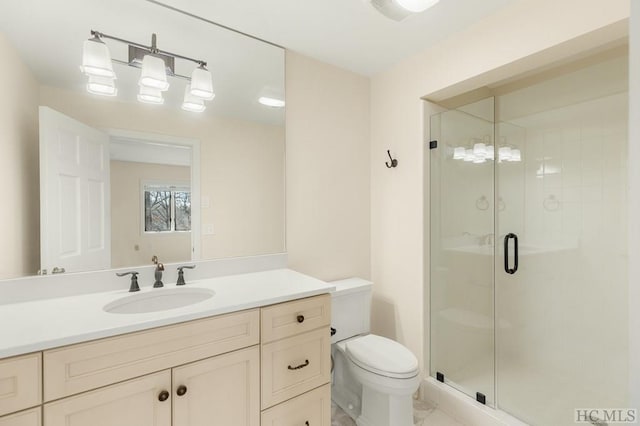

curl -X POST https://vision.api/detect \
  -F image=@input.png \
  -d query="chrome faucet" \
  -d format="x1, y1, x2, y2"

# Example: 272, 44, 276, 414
117, 271, 140, 292
151, 256, 165, 288
176, 265, 196, 286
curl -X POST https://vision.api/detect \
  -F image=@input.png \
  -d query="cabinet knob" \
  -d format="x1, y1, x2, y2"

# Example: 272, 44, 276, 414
176, 385, 188, 396
158, 390, 170, 402
297, 315, 305, 323
305, 422, 310, 426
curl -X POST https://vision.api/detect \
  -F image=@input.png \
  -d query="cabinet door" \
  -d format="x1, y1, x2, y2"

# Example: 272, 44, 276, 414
173, 346, 260, 426
44, 371, 171, 426
0, 353, 41, 416
0, 408, 41, 426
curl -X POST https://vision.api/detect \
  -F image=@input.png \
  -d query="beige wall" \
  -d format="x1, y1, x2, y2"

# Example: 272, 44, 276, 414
0, 34, 39, 278
285, 51, 371, 281
40, 86, 285, 265
370, 0, 630, 374
110, 161, 191, 267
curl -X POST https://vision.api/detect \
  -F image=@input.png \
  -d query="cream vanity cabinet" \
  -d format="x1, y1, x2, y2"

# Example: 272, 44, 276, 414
0, 293, 331, 426
260, 294, 332, 426
0, 353, 42, 426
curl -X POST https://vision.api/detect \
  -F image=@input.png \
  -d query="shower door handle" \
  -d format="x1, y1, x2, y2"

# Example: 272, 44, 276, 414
504, 233, 518, 274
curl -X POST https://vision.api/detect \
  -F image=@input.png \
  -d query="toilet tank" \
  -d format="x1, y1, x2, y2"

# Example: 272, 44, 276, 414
330, 278, 372, 344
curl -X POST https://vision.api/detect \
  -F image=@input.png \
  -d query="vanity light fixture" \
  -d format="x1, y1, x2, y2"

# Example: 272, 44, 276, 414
139, 55, 170, 91
86, 75, 117, 97
182, 85, 206, 113
81, 35, 115, 78
80, 30, 214, 111
190, 65, 215, 100
258, 97, 285, 108
451, 137, 522, 165
137, 86, 164, 105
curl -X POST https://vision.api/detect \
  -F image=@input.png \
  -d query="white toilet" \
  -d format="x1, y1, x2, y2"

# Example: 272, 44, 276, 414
330, 278, 421, 426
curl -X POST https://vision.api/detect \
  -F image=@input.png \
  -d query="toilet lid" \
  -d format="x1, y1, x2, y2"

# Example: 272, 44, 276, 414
345, 334, 419, 379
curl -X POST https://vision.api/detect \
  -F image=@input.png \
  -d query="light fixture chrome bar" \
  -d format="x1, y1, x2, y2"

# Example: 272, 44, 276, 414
111, 59, 191, 82
91, 30, 207, 67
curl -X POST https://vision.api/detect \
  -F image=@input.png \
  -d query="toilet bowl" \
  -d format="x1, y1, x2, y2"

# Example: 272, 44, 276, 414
330, 278, 421, 426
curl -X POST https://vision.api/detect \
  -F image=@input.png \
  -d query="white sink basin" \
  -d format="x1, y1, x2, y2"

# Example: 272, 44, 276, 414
104, 288, 215, 314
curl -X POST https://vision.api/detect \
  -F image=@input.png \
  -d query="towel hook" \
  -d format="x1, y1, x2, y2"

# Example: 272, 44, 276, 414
385, 150, 398, 168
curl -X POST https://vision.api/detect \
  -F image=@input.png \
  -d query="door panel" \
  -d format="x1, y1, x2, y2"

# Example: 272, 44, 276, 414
429, 97, 495, 405
39, 106, 110, 274
43, 371, 171, 426
496, 89, 629, 425
172, 346, 260, 426
0, 408, 41, 426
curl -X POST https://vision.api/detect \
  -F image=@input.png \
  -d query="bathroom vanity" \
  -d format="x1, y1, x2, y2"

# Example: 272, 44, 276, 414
0, 269, 333, 426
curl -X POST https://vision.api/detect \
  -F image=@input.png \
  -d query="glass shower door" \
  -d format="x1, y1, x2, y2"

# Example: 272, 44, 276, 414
495, 54, 629, 425
429, 97, 495, 405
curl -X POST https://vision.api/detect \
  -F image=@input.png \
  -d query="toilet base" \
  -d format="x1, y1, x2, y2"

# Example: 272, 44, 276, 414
355, 385, 415, 426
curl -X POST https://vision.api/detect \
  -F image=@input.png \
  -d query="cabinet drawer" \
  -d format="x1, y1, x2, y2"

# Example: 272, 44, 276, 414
261, 294, 331, 343
0, 408, 41, 426
261, 327, 331, 409
0, 353, 41, 416
261, 384, 330, 426
44, 309, 259, 401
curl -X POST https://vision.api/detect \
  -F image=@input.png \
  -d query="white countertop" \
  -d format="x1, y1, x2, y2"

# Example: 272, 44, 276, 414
0, 269, 334, 358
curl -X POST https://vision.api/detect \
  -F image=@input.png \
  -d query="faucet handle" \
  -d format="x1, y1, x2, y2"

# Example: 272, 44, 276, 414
176, 265, 196, 286
116, 271, 140, 292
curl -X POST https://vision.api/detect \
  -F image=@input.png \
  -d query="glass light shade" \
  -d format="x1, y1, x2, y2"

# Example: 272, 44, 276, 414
137, 86, 164, 104
510, 149, 522, 162
463, 149, 474, 162
499, 146, 512, 162
486, 145, 495, 160
453, 147, 466, 160
190, 66, 215, 100
182, 85, 206, 112
86, 76, 117, 96
81, 38, 115, 78
139, 55, 170, 91
395, 0, 439, 12
473, 143, 487, 157
258, 97, 285, 108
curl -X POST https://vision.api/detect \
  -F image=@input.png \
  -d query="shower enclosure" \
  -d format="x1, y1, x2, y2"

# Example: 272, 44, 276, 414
428, 51, 629, 425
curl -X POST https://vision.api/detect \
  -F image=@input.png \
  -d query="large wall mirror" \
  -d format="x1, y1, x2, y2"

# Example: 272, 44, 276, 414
0, 0, 285, 280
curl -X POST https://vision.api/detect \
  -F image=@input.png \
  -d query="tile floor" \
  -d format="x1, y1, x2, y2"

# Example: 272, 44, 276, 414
331, 399, 464, 426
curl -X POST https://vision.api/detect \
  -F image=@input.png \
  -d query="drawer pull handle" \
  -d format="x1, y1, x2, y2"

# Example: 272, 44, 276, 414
158, 390, 170, 402
176, 385, 188, 396
305, 422, 310, 426
288, 359, 310, 370
297, 314, 305, 323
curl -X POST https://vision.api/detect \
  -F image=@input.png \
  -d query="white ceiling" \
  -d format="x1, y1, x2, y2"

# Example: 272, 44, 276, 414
152, 0, 520, 76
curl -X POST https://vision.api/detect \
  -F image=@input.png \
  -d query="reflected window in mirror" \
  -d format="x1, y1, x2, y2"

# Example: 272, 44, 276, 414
143, 183, 191, 233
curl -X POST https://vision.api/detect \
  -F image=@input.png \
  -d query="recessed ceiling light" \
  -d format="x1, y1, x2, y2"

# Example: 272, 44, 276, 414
395, 0, 439, 13
369, 0, 439, 21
